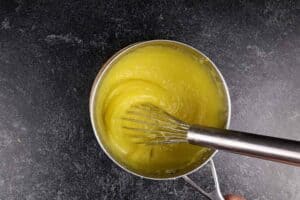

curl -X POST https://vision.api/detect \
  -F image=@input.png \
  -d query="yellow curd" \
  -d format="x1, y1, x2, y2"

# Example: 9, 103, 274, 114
94, 41, 228, 178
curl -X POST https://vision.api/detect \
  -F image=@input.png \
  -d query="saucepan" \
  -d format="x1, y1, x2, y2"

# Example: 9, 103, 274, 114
89, 40, 232, 200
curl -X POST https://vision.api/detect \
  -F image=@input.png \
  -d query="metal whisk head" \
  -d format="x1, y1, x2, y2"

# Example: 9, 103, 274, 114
121, 103, 190, 145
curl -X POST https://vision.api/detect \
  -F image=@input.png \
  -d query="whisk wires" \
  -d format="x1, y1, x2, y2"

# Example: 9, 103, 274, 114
121, 103, 189, 145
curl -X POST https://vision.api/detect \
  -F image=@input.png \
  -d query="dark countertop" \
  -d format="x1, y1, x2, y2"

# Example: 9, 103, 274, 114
0, 1, 299, 199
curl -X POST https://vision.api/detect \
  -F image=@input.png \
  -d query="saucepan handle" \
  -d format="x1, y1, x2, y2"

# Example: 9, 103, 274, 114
183, 159, 224, 200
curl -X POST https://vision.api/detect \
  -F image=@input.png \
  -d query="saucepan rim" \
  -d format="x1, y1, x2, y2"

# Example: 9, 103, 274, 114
89, 39, 232, 180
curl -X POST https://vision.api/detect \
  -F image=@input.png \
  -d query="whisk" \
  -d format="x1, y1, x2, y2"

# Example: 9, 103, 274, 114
122, 103, 300, 166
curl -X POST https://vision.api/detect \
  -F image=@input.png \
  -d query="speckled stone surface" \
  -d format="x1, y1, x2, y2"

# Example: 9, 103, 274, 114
0, 0, 299, 199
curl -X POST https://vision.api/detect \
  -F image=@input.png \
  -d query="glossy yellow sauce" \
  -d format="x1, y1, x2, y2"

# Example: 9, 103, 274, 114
94, 42, 228, 178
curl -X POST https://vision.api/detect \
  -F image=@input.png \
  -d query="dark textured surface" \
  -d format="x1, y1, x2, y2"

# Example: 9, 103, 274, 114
0, 0, 299, 199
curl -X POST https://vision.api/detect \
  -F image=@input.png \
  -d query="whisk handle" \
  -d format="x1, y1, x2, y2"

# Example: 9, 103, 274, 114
187, 126, 300, 166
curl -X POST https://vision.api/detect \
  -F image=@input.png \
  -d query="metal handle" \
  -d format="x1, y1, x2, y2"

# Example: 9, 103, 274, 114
187, 125, 300, 166
183, 159, 224, 200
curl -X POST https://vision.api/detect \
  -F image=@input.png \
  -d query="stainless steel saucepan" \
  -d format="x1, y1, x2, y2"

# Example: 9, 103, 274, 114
90, 40, 239, 200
